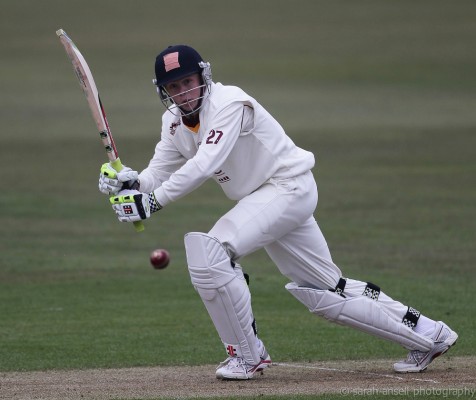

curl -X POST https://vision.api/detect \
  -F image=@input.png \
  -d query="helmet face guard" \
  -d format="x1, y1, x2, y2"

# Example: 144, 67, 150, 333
154, 62, 212, 117
153, 45, 212, 117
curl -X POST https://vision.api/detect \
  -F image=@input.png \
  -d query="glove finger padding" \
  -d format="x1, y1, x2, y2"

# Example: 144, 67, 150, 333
110, 190, 151, 222
99, 163, 139, 195
117, 168, 139, 183
99, 174, 123, 195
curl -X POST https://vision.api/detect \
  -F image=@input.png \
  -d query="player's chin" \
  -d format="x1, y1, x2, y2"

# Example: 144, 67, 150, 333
179, 100, 198, 113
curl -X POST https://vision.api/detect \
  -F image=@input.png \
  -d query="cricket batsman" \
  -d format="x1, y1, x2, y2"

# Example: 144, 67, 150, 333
98, 45, 458, 380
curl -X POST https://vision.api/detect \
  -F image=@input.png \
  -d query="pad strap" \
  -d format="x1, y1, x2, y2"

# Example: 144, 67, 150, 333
402, 306, 421, 329
330, 279, 381, 301
363, 282, 381, 300
331, 277, 347, 297
286, 282, 433, 351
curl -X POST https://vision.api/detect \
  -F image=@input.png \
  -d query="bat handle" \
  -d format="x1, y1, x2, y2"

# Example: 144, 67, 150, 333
134, 221, 145, 232
110, 158, 145, 232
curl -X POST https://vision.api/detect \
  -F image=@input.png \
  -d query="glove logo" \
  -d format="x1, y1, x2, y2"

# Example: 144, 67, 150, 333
123, 205, 134, 215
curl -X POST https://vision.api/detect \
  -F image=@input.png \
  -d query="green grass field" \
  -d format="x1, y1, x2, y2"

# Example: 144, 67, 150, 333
1, 1, 475, 399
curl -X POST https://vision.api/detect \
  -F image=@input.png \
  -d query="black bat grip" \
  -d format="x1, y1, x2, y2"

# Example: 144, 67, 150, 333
122, 179, 140, 191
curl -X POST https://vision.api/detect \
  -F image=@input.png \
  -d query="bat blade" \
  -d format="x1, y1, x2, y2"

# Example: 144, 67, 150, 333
57, 29, 144, 232
56, 29, 119, 162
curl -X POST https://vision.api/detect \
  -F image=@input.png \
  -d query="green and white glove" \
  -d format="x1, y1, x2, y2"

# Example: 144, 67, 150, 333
99, 163, 139, 195
110, 190, 162, 223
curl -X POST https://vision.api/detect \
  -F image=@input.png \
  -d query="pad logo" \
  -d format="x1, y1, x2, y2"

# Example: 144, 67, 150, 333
226, 344, 237, 357
164, 52, 180, 72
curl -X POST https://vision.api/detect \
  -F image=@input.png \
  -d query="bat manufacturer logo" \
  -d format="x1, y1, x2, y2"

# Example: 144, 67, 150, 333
74, 67, 86, 88
99, 130, 108, 139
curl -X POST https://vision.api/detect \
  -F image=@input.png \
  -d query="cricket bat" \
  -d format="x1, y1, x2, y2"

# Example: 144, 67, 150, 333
56, 29, 144, 232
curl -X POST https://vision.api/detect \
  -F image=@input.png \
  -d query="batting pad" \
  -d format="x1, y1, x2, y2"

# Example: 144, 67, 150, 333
285, 282, 433, 351
185, 232, 262, 365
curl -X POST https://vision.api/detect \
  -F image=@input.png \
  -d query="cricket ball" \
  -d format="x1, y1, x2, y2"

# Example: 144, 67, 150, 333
150, 249, 170, 270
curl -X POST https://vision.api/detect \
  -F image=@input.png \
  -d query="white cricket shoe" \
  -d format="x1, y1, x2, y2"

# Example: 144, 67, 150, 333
216, 350, 272, 380
394, 321, 458, 373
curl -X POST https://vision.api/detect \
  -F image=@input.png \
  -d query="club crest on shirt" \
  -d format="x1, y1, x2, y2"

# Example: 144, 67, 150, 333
169, 120, 181, 136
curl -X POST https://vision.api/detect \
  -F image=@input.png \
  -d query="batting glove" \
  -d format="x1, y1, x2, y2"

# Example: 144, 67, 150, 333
99, 163, 139, 195
110, 190, 162, 222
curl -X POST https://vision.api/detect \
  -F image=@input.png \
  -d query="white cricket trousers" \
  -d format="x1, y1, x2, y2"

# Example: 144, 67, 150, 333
208, 170, 341, 290
208, 170, 411, 323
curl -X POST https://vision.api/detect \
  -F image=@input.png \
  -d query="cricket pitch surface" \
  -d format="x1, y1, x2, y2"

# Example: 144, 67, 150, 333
1, 356, 475, 399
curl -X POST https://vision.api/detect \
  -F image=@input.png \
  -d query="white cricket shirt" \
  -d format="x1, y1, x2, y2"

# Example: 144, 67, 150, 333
138, 82, 315, 207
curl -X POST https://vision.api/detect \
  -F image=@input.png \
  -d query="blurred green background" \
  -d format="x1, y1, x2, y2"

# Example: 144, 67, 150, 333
0, 0, 475, 372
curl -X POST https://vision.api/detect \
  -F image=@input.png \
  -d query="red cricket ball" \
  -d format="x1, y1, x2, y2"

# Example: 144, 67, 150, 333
150, 249, 170, 270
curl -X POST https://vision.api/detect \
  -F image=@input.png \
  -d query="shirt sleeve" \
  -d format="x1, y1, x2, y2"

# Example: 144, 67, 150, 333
153, 101, 247, 206
138, 115, 187, 193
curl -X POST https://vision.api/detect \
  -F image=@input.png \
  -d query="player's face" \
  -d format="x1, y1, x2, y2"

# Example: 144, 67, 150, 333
164, 74, 202, 112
